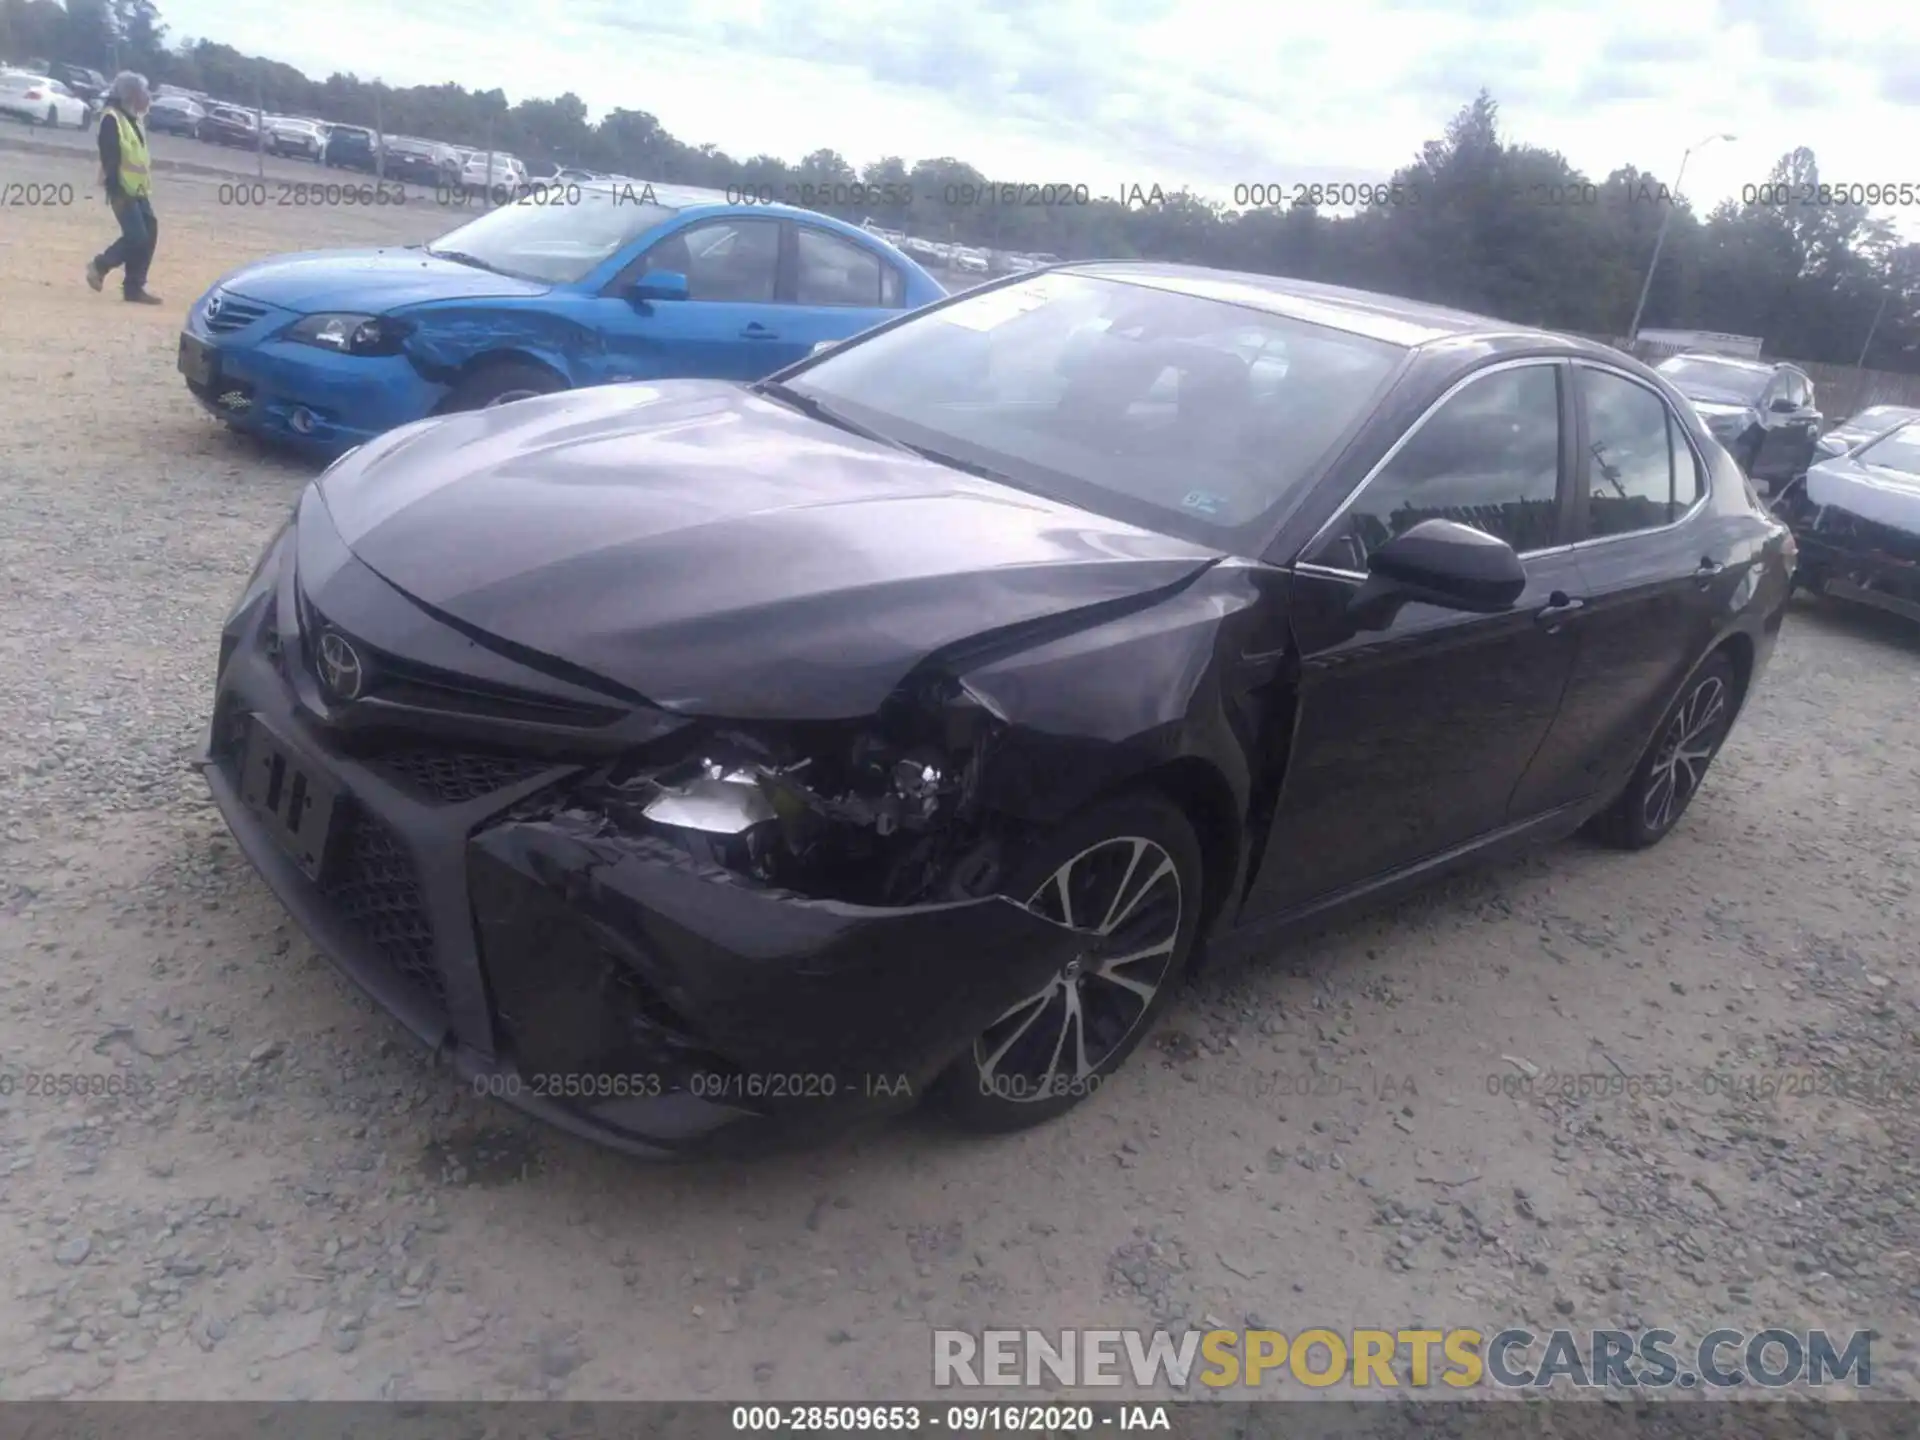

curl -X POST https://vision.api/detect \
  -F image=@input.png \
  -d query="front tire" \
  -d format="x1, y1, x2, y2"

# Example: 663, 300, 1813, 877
933, 790, 1203, 1133
46, 104, 59, 127
1587, 651, 1738, 850
443, 359, 565, 412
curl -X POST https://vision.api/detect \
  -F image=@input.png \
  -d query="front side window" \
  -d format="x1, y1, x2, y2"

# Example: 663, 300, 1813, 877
643, 218, 780, 302
1308, 364, 1563, 568
1586, 368, 1693, 538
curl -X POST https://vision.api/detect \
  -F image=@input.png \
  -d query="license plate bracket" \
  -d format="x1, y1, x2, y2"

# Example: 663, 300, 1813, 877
239, 715, 341, 881
177, 332, 217, 388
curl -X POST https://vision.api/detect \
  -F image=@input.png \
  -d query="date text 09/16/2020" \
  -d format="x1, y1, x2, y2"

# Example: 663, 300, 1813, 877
729, 1404, 1171, 1432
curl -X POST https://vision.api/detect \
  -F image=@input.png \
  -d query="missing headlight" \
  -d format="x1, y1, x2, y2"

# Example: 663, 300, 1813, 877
544, 681, 1011, 906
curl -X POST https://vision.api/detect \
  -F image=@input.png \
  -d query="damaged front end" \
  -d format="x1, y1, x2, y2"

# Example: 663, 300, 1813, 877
541, 671, 1021, 907
463, 673, 1082, 1151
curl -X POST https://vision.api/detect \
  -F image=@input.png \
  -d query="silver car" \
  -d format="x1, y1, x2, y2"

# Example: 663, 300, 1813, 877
266, 116, 327, 161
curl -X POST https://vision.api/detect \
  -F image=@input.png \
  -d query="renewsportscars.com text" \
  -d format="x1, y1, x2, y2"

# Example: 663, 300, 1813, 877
932, 1327, 1872, 1390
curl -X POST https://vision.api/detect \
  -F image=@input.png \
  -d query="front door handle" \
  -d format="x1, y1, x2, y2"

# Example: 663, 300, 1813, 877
740, 324, 780, 340
1534, 592, 1585, 628
1696, 557, 1725, 588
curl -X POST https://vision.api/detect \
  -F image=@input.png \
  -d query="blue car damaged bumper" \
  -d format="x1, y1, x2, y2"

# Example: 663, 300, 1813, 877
179, 291, 448, 455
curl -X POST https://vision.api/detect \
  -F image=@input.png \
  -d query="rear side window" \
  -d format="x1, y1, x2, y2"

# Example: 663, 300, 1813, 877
1584, 367, 1696, 537
795, 227, 899, 308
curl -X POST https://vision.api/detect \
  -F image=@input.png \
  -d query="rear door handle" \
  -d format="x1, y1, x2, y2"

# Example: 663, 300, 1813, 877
1534, 592, 1585, 628
740, 324, 780, 340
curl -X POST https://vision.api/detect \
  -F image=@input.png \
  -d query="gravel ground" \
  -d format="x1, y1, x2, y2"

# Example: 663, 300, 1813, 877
1, 137, 1917, 1405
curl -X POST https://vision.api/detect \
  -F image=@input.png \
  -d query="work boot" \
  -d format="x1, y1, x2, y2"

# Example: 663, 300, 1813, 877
124, 290, 164, 305
85, 260, 104, 292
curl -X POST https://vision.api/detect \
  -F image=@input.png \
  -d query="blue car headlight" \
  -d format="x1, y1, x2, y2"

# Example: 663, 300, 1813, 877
284, 313, 413, 356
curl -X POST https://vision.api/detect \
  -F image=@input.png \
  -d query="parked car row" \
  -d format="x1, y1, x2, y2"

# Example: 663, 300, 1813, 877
115, 87, 522, 188
894, 233, 1062, 279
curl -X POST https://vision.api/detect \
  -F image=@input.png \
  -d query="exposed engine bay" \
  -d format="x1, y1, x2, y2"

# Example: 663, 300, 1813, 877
541, 677, 1019, 907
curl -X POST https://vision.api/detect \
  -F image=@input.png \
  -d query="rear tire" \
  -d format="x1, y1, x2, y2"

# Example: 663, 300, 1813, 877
1586, 651, 1738, 850
443, 360, 565, 412
46, 104, 58, 127
931, 790, 1203, 1133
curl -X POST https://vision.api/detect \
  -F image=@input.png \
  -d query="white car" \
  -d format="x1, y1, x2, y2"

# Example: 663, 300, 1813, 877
460, 153, 528, 193
952, 248, 990, 274
265, 116, 326, 161
0, 71, 91, 128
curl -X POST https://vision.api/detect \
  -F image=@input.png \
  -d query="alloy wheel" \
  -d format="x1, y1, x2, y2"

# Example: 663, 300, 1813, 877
1641, 675, 1729, 834
973, 836, 1183, 1102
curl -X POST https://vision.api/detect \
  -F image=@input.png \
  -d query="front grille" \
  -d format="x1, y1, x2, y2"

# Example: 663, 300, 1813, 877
204, 296, 267, 333
299, 595, 620, 729
189, 376, 254, 411
363, 748, 554, 805
322, 811, 446, 1013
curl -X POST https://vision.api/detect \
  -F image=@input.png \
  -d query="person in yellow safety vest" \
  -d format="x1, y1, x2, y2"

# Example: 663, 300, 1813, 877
85, 71, 163, 305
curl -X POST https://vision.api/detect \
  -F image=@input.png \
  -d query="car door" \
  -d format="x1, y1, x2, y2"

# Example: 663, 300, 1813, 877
1243, 359, 1590, 917
773, 222, 911, 363
1750, 369, 1820, 483
1518, 362, 1725, 808
595, 216, 789, 383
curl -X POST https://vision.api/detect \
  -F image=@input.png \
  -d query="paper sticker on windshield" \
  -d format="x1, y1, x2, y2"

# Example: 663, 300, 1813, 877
1181, 490, 1227, 517
936, 278, 1060, 332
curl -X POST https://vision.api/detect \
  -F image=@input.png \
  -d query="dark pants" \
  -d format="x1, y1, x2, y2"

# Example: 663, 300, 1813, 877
94, 195, 158, 296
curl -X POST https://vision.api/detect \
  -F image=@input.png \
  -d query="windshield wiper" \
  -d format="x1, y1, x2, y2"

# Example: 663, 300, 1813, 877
892, 441, 1014, 485
428, 248, 503, 274
753, 380, 910, 451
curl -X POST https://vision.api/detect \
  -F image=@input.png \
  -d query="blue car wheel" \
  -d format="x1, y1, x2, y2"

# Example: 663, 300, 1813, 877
443, 359, 566, 413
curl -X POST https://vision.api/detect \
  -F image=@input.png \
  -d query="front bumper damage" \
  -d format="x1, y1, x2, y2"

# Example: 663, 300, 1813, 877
1789, 505, 1920, 624
201, 590, 1079, 1157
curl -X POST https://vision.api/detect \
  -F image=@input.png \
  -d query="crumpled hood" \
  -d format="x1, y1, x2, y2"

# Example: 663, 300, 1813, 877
219, 248, 549, 314
319, 381, 1222, 718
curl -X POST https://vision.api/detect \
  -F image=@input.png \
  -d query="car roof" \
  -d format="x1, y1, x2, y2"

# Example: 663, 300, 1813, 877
1060, 262, 1579, 350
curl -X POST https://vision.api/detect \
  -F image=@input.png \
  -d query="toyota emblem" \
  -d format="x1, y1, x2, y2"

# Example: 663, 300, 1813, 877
317, 630, 365, 701
205, 291, 223, 318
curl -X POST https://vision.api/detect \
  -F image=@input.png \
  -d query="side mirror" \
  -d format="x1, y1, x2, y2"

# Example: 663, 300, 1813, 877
1351, 518, 1527, 623
631, 270, 689, 302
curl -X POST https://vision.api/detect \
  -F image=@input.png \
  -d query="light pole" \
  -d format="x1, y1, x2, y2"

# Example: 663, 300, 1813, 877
1626, 131, 1736, 347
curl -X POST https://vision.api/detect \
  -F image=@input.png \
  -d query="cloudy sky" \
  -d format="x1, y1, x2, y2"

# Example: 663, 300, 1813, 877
160, 0, 1920, 230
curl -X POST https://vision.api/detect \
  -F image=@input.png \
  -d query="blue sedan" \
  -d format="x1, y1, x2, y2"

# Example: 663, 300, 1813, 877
176, 183, 945, 456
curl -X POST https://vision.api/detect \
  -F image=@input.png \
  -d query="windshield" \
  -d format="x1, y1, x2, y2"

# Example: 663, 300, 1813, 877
428, 189, 676, 284
1856, 422, 1920, 476
783, 271, 1407, 548
1656, 356, 1768, 401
